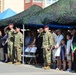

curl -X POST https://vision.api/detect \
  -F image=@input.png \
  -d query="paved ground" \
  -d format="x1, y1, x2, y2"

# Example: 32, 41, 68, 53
0, 62, 75, 75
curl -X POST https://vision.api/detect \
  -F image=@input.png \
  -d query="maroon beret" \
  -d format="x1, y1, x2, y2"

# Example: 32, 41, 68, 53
44, 25, 49, 29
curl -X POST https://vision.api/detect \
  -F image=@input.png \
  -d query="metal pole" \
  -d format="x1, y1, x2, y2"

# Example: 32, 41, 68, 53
22, 24, 25, 64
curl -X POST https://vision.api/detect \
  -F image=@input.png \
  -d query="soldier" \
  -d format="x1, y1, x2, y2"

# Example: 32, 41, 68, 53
42, 25, 53, 70
14, 27, 23, 65
4, 23, 15, 64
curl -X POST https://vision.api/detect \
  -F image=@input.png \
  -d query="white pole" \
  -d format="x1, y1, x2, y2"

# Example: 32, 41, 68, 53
21, 25, 30, 64
22, 24, 25, 64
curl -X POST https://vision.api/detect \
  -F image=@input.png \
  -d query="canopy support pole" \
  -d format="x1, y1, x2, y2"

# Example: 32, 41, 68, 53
22, 24, 25, 64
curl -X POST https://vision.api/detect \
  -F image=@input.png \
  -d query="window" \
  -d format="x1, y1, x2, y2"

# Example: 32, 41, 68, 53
52, 0, 58, 2
46, 0, 58, 4
51, 0, 58, 3
46, 0, 51, 4
33, 0, 42, 2
25, 0, 31, 3
52, 0, 57, 1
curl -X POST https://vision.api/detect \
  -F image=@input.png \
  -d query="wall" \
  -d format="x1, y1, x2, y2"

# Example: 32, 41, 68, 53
0, 0, 4, 13
24, 0, 42, 10
32, 0, 42, 7
24, 0, 32, 10
4, 0, 24, 13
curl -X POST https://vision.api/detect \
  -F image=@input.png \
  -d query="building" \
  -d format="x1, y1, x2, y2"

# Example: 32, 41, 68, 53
0, 0, 24, 13
24, 0, 42, 10
42, 0, 58, 8
0, 0, 4, 13
24, 0, 58, 10
0, 0, 58, 13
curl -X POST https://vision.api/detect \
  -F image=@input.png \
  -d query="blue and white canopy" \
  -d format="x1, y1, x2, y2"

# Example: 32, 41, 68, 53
0, 8, 17, 20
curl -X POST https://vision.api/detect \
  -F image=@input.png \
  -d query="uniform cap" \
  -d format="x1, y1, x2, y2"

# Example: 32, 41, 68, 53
56, 29, 61, 32
44, 25, 49, 29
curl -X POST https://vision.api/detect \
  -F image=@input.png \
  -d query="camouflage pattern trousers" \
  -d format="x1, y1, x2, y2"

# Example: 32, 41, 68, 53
8, 42, 14, 62
43, 48, 51, 66
14, 47, 22, 62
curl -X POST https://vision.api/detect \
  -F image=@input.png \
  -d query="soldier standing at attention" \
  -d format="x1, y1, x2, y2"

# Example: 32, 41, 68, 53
4, 23, 15, 64
14, 27, 23, 65
42, 25, 53, 70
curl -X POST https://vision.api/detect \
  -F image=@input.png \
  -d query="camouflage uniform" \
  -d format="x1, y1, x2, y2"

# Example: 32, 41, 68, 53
42, 31, 53, 66
4, 27, 15, 62
14, 32, 23, 62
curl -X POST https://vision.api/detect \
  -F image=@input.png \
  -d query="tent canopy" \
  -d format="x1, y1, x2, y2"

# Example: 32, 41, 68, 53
23, 0, 76, 25
0, 5, 42, 26
0, 8, 17, 20
0, 0, 76, 29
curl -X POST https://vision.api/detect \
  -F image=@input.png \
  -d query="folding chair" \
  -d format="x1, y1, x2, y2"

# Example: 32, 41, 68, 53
25, 47, 31, 53
28, 47, 37, 65
21, 47, 31, 63
22, 47, 37, 65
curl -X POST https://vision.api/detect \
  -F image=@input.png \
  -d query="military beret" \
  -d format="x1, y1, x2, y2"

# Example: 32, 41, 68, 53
44, 25, 49, 29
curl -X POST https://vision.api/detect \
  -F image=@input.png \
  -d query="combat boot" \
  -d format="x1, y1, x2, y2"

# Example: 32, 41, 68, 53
45, 66, 50, 70
15, 62, 21, 65
8, 62, 12, 64
42, 66, 47, 69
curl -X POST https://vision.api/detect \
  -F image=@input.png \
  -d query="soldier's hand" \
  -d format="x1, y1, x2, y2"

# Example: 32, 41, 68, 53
47, 48, 50, 51
19, 46, 21, 49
